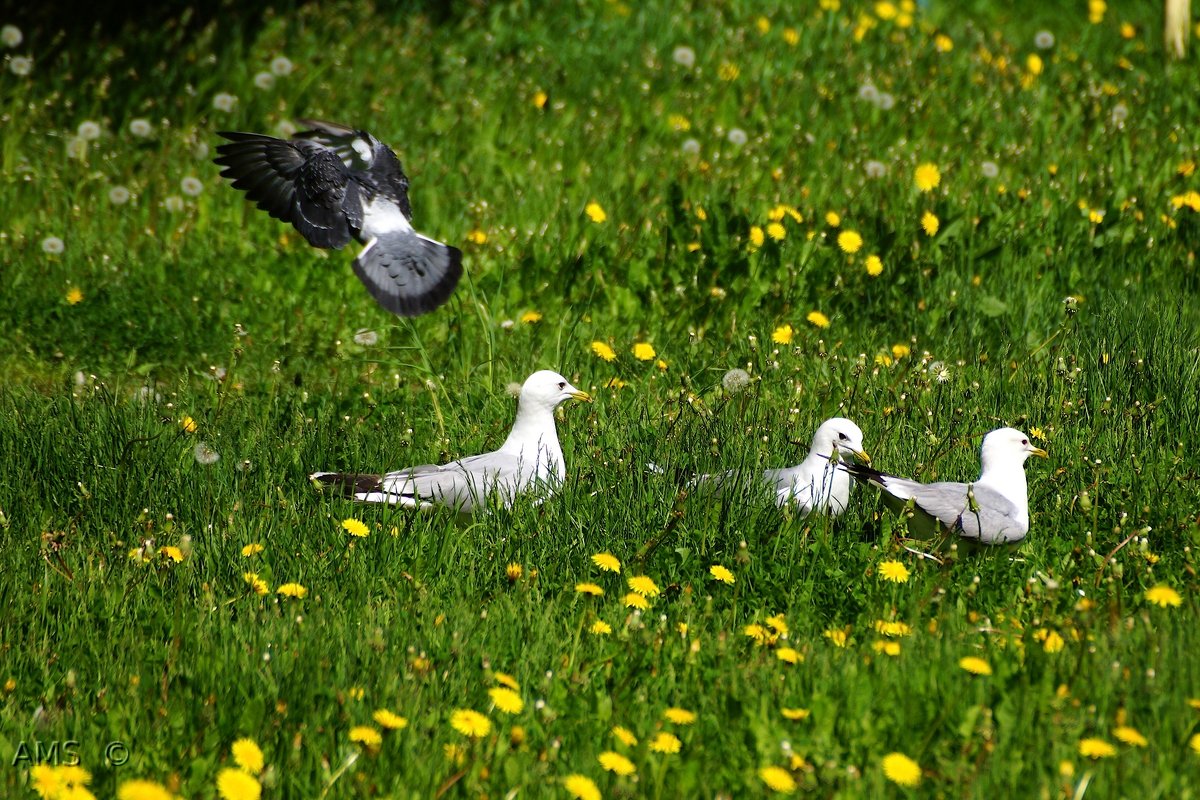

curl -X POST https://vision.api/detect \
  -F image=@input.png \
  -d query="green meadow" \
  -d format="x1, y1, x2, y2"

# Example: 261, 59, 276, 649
3, 1, 1200, 797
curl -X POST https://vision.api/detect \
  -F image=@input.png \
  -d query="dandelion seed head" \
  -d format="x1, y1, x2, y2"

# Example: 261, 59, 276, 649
1111, 103, 1128, 124
1, 25, 22, 48
865, 159, 887, 178
8, 55, 32, 76
1035, 30, 1056, 49
722, 368, 752, 394
164, 196, 185, 213
41, 236, 65, 255
212, 92, 238, 112
194, 443, 220, 465
981, 161, 999, 178
253, 71, 275, 90
77, 121, 101, 141
108, 186, 131, 205
129, 118, 153, 137
857, 83, 880, 103
270, 55, 294, 76
877, 92, 895, 110
681, 138, 701, 155
65, 137, 87, 159
672, 45, 696, 68
727, 128, 748, 146
353, 328, 378, 346
180, 176, 203, 197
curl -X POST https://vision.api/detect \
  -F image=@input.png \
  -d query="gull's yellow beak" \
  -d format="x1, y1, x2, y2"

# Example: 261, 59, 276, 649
1030, 446, 1049, 459
853, 449, 872, 465
571, 389, 593, 403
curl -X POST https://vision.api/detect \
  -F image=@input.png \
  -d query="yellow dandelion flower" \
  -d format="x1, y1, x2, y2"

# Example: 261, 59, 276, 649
450, 709, 491, 738
1059, 760, 1075, 777
934, 33, 953, 52
231, 738, 264, 774
117, 779, 173, 800
598, 750, 635, 776
521, 310, 543, 324
575, 582, 605, 596
342, 518, 369, 538
650, 731, 682, 753
590, 620, 612, 635
744, 623, 770, 643
958, 656, 993, 676
624, 592, 649, 609
633, 342, 656, 361
562, 774, 601, 800
882, 752, 921, 787
1088, 0, 1106, 24
1026, 53, 1044, 75
241, 543, 264, 557
873, 640, 901, 656
592, 552, 621, 572
771, 324, 793, 345
159, 545, 184, 563
1114, 726, 1147, 747
349, 726, 382, 749
65, 287, 84, 305
1041, 629, 1065, 653
824, 627, 849, 647
1078, 738, 1116, 758
180, 416, 197, 434
874, 620, 911, 637
1190, 733, 1200, 754
656, 359, 668, 371
781, 707, 811, 720
825, 211, 841, 227
766, 222, 786, 241
467, 229, 488, 245
29, 765, 63, 798
493, 672, 520, 691
759, 765, 797, 794
591, 341, 616, 362
865, 254, 883, 276
443, 742, 466, 765
612, 726, 638, 747
749, 225, 765, 249
879, 560, 909, 583
718, 62, 740, 81
837, 230, 863, 253
664, 707, 697, 725
1145, 585, 1182, 607
488, 686, 524, 715
776, 647, 803, 664
585, 202, 607, 223
709, 564, 735, 584
627, 575, 661, 597
276, 582, 307, 598
667, 113, 691, 132
806, 310, 830, 328
892, 344, 911, 359
506, 562, 523, 581
783, 27, 799, 45
914, 162, 941, 192
765, 614, 788, 635
532, 90, 548, 109
217, 768, 260, 800
921, 211, 939, 236
243, 572, 268, 595
373, 709, 408, 730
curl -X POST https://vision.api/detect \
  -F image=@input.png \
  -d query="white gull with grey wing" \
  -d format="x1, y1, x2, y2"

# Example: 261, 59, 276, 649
310, 371, 591, 513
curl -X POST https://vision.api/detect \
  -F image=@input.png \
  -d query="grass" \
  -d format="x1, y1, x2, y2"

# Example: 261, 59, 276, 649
3, 0, 1200, 797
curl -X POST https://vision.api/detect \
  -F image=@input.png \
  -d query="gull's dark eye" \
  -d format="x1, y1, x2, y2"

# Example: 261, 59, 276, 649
557, 381, 566, 390
839, 432, 850, 441
1021, 438, 1029, 446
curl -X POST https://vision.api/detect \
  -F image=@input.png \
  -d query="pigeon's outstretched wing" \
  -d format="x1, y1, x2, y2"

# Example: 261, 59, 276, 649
214, 132, 361, 248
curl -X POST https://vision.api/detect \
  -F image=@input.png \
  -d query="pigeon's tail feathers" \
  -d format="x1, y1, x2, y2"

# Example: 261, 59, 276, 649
354, 232, 464, 317
310, 471, 383, 496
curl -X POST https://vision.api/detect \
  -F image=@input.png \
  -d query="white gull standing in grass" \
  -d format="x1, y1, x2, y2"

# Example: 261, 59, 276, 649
215, 119, 462, 316
843, 427, 1048, 546
311, 371, 591, 513
663, 417, 870, 516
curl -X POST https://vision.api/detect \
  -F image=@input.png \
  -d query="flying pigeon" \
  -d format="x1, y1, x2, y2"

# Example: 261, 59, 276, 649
214, 119, 462, 317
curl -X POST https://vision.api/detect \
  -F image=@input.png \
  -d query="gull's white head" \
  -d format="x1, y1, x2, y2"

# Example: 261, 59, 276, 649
518, 370, 591, 412
811, 417, 870, 464
981, 427, 1049, 466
